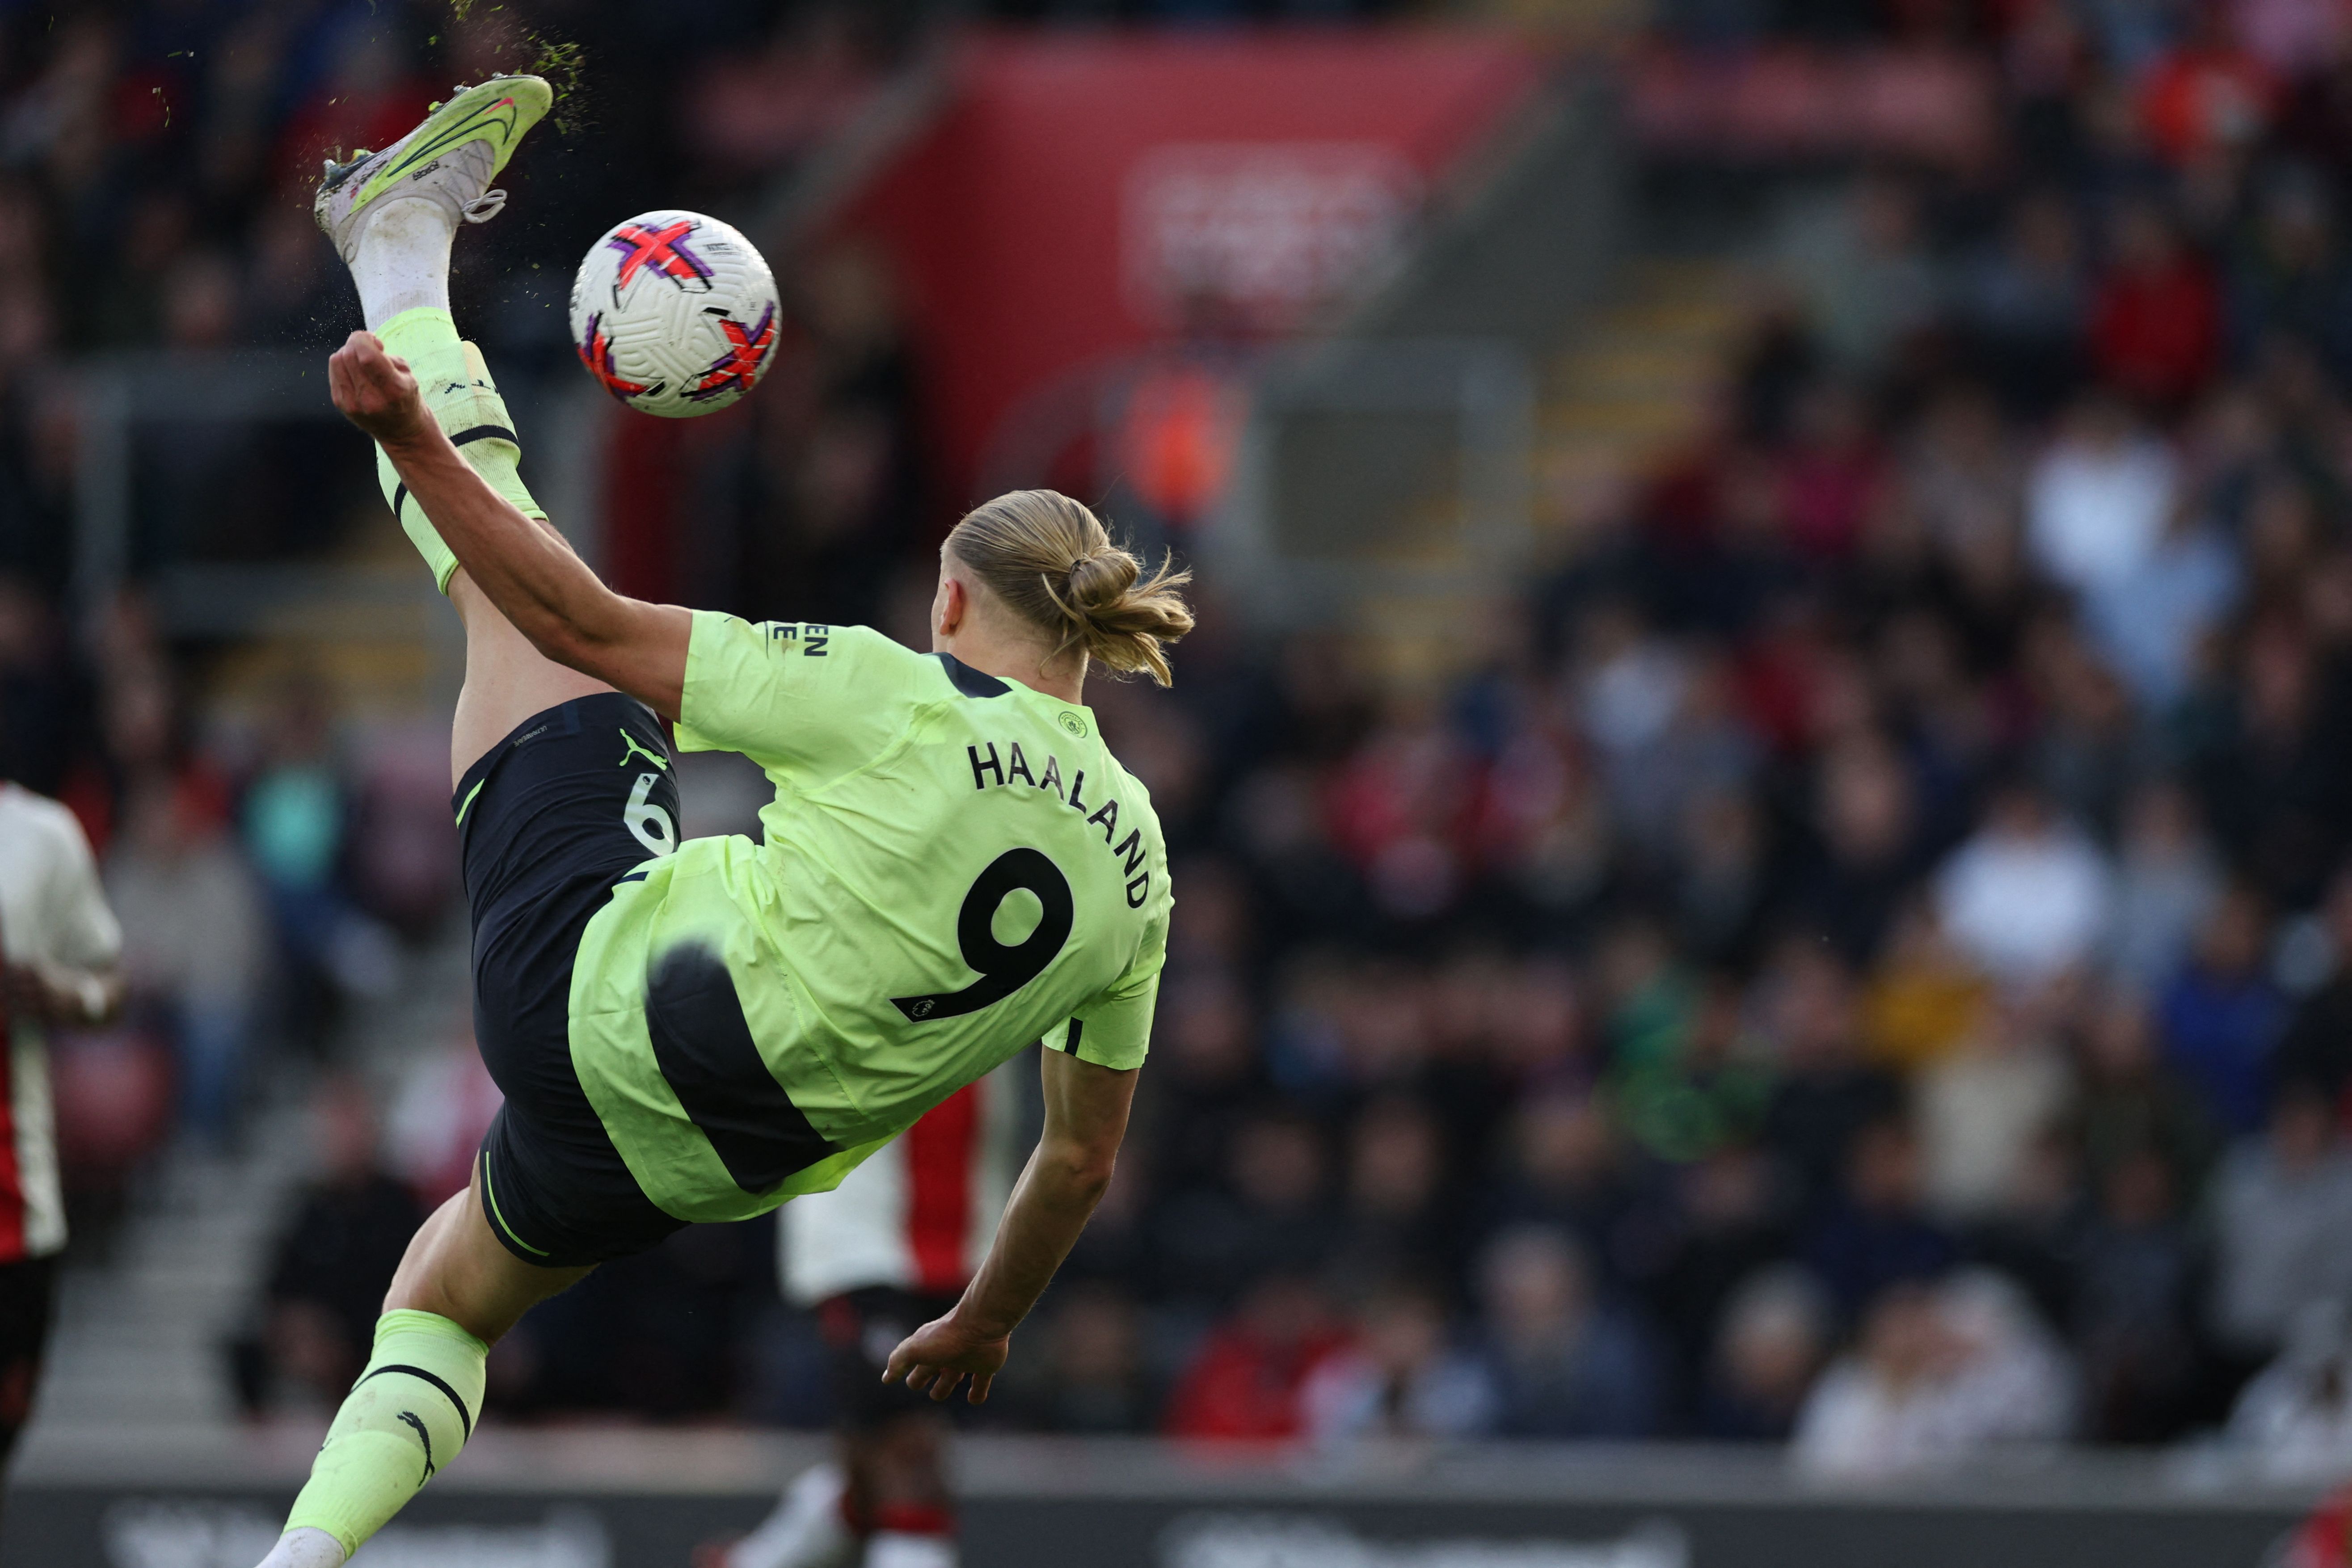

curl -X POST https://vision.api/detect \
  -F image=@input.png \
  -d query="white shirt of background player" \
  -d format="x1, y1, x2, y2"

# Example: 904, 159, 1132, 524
734, 1060, 1029, 1568
0, 783, 125, 1260
779, 1056, 1030, 1310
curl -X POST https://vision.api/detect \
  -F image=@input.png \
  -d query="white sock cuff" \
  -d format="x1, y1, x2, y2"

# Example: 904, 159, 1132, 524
257, 1526, 348, 1568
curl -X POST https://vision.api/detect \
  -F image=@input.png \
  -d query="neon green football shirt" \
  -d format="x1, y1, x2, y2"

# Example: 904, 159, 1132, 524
567, 613, 1171, 1223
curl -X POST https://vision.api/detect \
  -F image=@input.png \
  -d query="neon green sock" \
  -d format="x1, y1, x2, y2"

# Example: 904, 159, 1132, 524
283, 1308, 488, 1558
374, 306, 548, 594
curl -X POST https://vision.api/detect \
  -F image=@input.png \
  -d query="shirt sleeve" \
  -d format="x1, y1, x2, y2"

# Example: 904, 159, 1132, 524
38, 801, 121, 972
674, 615, 933, 784
1045, 908, 1167, 1072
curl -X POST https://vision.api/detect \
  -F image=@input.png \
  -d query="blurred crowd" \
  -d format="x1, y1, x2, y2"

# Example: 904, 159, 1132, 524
17, 0, 2352, 1482
988, 0, 2352, 1473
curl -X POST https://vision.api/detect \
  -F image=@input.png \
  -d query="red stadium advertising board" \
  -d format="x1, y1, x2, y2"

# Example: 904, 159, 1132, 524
826, 28, 1545, 503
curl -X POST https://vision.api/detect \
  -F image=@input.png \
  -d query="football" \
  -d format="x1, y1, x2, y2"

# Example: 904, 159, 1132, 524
568, 210, 780, 418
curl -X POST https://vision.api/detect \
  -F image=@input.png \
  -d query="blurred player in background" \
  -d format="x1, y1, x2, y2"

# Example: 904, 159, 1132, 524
712, 1060, 1027, 1568
0, 777, 125, 1494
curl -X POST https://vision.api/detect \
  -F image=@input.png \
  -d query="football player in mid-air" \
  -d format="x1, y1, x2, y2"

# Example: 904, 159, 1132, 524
257, 76, 1189, 1568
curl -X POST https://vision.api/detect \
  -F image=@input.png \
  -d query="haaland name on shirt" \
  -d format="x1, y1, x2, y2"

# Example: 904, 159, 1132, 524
965, 739, 1153, 908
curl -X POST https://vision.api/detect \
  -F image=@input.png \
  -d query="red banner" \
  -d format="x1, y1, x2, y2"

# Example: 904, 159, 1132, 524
830, 28, 1547, 505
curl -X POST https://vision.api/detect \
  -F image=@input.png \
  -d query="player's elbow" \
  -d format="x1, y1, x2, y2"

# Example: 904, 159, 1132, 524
523, 603, 624, 683
522, 617, 601, 679
1039, 1140, 1118, 1204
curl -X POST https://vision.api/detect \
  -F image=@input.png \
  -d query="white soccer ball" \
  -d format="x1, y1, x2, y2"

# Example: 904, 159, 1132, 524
568, 210, 780, 418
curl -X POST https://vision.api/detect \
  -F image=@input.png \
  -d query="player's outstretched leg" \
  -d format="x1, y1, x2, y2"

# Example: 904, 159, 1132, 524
315, 73, 614, 782
316, 76, 554, 599
257, 1163, 591, 1568
258, 81, 602, 1568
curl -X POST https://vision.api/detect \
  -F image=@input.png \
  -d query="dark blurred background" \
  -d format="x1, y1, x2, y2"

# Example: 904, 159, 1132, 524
13, 0, 2352, 1496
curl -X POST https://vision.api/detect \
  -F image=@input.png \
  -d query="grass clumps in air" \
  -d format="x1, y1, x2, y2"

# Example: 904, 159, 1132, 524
527, 36, 586, 133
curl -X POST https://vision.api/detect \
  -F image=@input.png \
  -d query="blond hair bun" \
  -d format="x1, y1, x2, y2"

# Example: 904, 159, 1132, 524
947, 489, 1194, 687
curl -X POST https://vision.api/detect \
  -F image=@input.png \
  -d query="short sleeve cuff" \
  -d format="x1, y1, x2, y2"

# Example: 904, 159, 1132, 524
1045, 1014, 1147, 1072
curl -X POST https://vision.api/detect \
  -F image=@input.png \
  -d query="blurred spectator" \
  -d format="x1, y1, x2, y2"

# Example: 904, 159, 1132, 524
1933, 1269, 2079, 1444
2024, 395, 2180, 598
1916, 998, 2075, 1221
2274, 866, 2352, 1102
2080, 504, 2240, 714
1153, 1111, 1333, 1310
1598, 918, 1701, 1081
2089, 201, 2223, 409
2073, 1148, 2204, 1441
2225, 1301, 2352, 1481
1672, 788, 1770, 964
1613, 974, 1773, 1166
1471, 1227, 1664, 1440
1792, 1272, 2073, 1475
1787, 732, 1927, 969
2229, 168, 2352, 374
240, 675, 394, 1057
1804, 1117, 1960, 1319
2072, 989, 2220, 1201
1859, 900, 1992, 1074
1300, 1283, 1494, 1443
2208, 1081, 2352, 1361
1325, 1096, 1462, 1302
2139, 15, 2279, 167
1790, 1281, 1961, 1476
1775, 174, 1942, 373
0, 580, 90, 799
1963, 1127, 2088, 1337
104, 775, 265, 1145
1933, 784, 2113, 990
1955, 194, 2087, 418
232, 1078, 423, 1414
1013, 1285, 1158, 1435
1903, 386, 2021, 554
343, 736, 461, 937
2192, 618, 2348, 908
1758, 945, 1901, 1214
2023, 614, 2138, 833
1699, 1265, 1833, 1440
1163, 1275, 1349, 1442
1481, 1092, 1640, 1273
2158, 886, 2289, 1135
1777, 381, 1885, 558
2103, 781, 2227, 991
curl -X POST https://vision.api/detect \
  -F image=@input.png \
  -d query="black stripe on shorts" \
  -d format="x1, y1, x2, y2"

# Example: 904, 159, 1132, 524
645, 946, 839, 1193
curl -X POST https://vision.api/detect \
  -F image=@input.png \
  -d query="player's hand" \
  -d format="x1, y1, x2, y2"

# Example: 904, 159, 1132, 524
328, 329, 429, 447
3, 962, 109, 1026
882, 1310, 1010, 1405
1, 965, 57, 1024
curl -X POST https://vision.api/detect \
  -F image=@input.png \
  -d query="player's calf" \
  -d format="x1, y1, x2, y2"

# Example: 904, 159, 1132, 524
369, 309, 549, 594
256, 1309, 487, 1568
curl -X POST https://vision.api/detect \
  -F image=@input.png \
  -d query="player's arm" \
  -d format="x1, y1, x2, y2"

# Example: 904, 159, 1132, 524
327, 329, 690, 716
883, 1047, 1138, 1404
12, 804, 126, 1028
